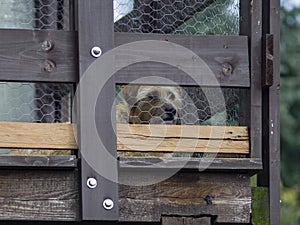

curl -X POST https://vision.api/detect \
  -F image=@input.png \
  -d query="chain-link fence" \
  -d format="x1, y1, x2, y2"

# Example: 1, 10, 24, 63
114, 0, 239, 35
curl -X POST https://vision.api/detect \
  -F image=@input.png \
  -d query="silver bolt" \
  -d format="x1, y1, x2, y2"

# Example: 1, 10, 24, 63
90, 46, 102, 58
86, 177, 97, 189
43, 60, 56, 73
41, 40, 53, 52
102, 198, 114, 210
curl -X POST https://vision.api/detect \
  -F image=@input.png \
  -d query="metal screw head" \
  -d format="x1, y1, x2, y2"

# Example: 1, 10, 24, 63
86, 177, 97, 189
102, 198, 114, 210
222, 63, 233, 76
41, 40, 53, 52
90, 46, 102, 58
43, 60, 56, 73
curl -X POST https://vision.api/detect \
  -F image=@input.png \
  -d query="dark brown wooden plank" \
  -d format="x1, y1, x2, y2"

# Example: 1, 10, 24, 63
114, 33, 249, 87
0, 170, 79, 221
259, 1, 281, 224
268, 1, 280, 223
240, 0, 262, 159
119, 157, 262, 172
162, 216, 211, 225
0, 29, 77, 82
77, 0, 119, 220
262, 34, 274, 87
0, 156, 77, 168
119, 172, 251, 223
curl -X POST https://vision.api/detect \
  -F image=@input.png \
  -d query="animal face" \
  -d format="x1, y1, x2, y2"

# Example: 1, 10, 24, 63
117, 85, 183, 124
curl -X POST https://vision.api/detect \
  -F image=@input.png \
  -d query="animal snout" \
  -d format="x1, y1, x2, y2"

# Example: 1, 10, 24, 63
162, 105, 177, 121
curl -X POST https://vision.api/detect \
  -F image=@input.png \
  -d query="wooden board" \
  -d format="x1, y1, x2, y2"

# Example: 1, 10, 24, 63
0, 170, 79, 221
119, 172, 251, 223
0, 155, 77, 168
0, 122, 77, 150
162, 216, 211, 225
0, 29, 77, 83
117, 124, 249, 154
114, 33, 249, 87
0, 122, 249, 154
0, 171, 250, 223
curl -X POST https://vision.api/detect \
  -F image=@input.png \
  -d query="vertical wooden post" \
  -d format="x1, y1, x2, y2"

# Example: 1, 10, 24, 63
240, 0, 263, 159
77, 0, 118, 220
259, 0, 281, 224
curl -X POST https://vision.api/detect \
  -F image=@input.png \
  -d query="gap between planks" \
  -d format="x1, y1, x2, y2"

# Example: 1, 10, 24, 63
0, 122, 249, 154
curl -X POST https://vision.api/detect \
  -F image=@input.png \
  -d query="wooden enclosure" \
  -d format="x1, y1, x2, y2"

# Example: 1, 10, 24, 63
0, 0, 280, 224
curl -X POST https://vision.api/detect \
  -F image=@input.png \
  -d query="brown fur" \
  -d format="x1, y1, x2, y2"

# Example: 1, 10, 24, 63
117, 85, 183, 124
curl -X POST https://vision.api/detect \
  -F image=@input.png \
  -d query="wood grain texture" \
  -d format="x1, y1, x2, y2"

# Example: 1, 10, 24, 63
0, 122, 249, 155
0, 170, 79, 221
77, 0, 119, 220
0, 122, 77, 149
0, 171, 251, 223
162, 216, 211, 225
119, 172, 251, 223
119, 157, 262, 172
0, 155, 77, 168
0, 29, 77, 82
114, 33, 249, 87
117, 124, 249, 154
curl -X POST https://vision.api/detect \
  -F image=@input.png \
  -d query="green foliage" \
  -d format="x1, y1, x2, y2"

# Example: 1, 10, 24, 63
281, 184, 300, 225
252, 187, 269, 225
280, 6, 300, 187
281, 5, 300, 225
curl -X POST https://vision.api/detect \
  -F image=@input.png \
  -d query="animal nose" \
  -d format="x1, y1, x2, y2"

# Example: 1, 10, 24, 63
165, 105, 176, 116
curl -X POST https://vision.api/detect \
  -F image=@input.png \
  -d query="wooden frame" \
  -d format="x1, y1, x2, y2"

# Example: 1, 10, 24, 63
0, 0, 280, 224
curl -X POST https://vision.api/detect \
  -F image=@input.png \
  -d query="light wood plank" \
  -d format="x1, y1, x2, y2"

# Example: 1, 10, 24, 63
0, 122, 249, 154
117, 124, 249, 154
0, 122, 77, 149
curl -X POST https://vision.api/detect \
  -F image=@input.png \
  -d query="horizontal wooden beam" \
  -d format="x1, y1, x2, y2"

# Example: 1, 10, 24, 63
0, 156, 77, 168
0, 29, 78, 83
0, 122, 249, 155
119, 157, 262, 172
117, 124, 249, 154
119, 172, 251, 223
0, 170, 79, 221
114, 33, 249, 87
0, 122, 77, 150
0, 171, 250, 223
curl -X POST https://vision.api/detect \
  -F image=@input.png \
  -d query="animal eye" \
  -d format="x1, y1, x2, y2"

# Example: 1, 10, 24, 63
169, 92, 175, 100
148, 94, 155, 99
148, 91, 158, 99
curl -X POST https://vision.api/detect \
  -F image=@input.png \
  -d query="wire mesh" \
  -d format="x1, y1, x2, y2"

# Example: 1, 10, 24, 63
0, 82, 72, 123
0, 0, 69, 30
0, 0, 72, 155
116, 85, 241, 126
116, 84, 245, 158
114, 0, 239, 35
